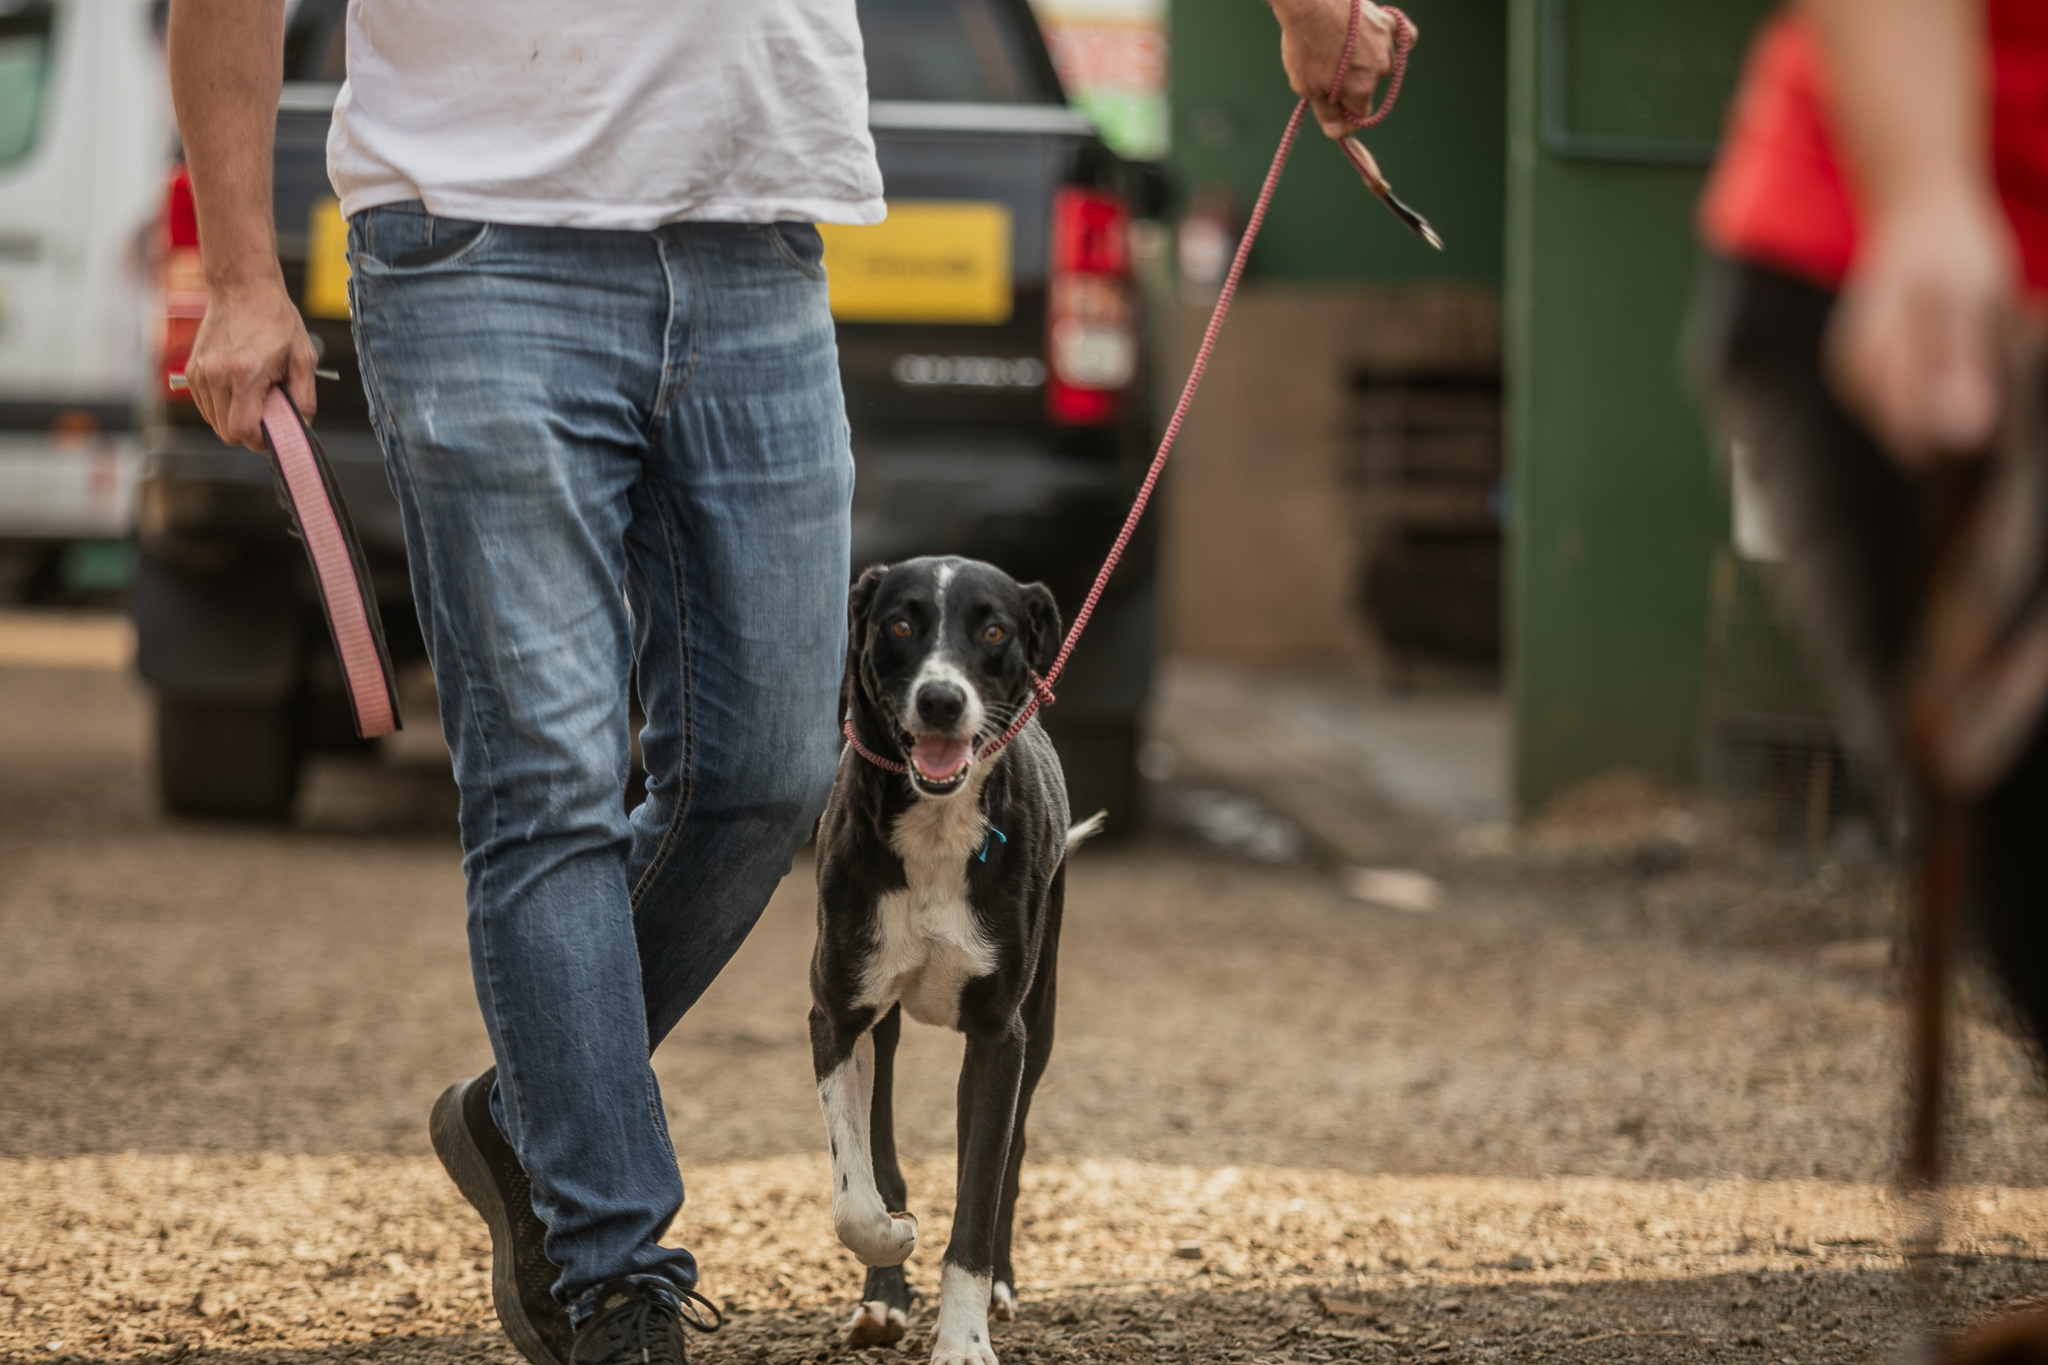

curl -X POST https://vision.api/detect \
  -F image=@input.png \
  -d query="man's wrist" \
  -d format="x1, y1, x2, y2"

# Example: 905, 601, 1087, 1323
203, 254, 290, 299
1864, 178, 2004, 239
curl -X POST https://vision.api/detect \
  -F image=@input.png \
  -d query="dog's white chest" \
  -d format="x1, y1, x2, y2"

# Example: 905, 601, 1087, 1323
862, 795, 997, 1029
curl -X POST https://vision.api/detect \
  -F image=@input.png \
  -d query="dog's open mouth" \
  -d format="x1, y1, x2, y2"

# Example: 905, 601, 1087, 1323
906, 734, 973, 792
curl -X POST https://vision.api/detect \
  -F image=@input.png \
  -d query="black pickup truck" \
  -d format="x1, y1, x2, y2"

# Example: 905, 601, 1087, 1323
135, 0, 1160, 826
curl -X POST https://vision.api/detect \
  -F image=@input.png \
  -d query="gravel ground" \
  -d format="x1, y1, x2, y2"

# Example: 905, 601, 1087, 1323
8, 648, 2048, 1365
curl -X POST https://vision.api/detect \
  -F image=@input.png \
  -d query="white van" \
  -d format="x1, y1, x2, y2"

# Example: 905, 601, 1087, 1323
0, 0, 168, 594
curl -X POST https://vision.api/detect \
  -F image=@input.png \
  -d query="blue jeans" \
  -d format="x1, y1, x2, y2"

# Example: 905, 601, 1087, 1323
348, 202, 851, 1315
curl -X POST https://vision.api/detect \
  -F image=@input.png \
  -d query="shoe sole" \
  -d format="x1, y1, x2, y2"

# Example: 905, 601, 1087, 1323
430, 1078, 566, 1365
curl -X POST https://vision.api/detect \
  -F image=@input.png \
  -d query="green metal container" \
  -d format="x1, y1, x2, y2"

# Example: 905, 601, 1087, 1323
1504, 0, 1774, 815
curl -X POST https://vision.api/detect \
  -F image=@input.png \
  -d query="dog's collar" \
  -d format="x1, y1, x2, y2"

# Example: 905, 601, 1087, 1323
977, 826, 1006, 863
841, 670, 1057, 777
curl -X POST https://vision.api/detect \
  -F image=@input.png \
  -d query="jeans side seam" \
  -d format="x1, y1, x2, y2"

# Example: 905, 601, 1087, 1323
630, 500, 691, 1273
642, 1067, 686, 1246
628, 492, 695, 911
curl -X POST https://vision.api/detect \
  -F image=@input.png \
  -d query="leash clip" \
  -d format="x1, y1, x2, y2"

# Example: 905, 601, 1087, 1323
1340, 134, 1443, 251
1327, 5, 1441, 251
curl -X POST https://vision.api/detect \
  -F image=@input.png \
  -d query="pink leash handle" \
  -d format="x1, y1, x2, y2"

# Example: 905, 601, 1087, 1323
259, 387, 402, 739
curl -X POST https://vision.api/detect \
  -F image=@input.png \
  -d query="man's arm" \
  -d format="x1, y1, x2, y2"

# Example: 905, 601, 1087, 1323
1810, 0, 2016, 462
167, 0, 317, 451
1269, 0, 1415, 141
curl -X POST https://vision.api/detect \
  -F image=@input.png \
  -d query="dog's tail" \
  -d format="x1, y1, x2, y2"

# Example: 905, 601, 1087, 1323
1065, 810, 1109, 853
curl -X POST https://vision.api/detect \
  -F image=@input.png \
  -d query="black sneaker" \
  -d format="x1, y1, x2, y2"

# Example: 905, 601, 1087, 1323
430, 1069, 574, 1365
570, 1281, 723, 1365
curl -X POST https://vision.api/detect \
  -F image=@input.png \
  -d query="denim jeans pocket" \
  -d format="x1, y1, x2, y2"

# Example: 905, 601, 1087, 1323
764, 222, 827, 281
353, 203, 495, 276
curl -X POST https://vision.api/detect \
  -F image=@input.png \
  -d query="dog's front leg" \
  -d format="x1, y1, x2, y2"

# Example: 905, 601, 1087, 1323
930, 1019, 1028, 1365
849, 1004, 915, 1347
811, 1004, 919, 1267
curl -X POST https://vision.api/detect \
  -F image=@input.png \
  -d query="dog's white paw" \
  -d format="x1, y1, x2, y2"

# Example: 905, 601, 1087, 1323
927, 1264, 998, 1365
989, 1282, 1017, 1323
835, 1207, 919, 1267
846, 1300, 909, 1349
926, 1330, 1000, 1365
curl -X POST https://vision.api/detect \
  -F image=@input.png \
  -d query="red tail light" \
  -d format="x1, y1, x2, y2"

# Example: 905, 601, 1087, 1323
1046, 186, 1133, 426
157, 163, 204, 403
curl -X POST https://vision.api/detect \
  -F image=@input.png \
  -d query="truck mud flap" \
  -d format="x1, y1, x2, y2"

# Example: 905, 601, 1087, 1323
132, 551, 301, 701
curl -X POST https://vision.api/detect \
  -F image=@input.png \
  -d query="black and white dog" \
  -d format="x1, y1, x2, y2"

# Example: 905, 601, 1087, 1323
811, 556, 1101, 1365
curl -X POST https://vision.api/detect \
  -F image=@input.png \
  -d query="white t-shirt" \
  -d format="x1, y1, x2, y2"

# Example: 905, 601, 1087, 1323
326, 0, 886, 230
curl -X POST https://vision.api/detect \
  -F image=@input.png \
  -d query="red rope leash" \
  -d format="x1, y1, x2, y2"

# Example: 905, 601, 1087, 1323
847, 0, 1411, 777
842, 719, 909, 773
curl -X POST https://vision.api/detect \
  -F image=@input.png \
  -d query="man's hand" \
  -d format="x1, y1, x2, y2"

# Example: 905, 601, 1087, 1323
168, 0, 313, 452
1269, 0, 1414, 140
1828, 190, 2017, 464
1807, 0, 2013, 464
186, 279, 319, 451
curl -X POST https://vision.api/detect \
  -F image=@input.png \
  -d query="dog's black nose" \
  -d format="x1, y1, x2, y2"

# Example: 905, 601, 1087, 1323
915, 682, 965, 730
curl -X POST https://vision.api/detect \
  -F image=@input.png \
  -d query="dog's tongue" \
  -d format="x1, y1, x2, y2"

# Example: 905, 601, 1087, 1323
910, 736, 972, 782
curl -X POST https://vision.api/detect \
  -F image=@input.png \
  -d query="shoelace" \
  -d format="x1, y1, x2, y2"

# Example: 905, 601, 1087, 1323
674, 1288, 722, 1334
578, 1285, 723, 1365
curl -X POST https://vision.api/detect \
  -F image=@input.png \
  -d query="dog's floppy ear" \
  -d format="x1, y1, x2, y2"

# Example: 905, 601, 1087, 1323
847, 564, 887, 664
1020, 582, 1062, 675
844, 565, 888, 712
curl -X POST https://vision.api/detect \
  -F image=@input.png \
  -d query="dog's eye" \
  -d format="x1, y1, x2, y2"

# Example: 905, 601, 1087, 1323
889, 619, 912, 639
982, 625, 1006, 644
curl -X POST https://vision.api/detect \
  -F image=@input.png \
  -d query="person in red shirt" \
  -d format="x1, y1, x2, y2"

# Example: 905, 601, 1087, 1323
1695, 0, 2048, 1038
1702, 0, 2047, 450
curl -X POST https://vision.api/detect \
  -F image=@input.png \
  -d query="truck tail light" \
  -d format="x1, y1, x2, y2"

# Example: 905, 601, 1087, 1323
156, 163, 204, 403
1046, 186, 1133, 426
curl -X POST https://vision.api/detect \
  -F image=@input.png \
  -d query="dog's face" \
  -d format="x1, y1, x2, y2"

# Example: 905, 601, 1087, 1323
848, 557, 1062, 797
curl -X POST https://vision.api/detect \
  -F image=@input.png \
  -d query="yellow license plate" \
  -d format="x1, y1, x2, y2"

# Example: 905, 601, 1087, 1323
305, 196, 351, 319
817, 201, 1012, 325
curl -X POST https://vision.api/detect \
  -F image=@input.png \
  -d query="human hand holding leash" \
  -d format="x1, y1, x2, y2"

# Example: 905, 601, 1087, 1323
1272, 0, 1439, 250
1812, 0, 2017, 465
1830, 190, 2018, 464
185, 277, 320, 452
1270, 0, 1415, 140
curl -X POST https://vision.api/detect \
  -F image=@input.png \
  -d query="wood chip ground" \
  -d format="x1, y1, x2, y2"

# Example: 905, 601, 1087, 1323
8, 663, 2048, 1365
